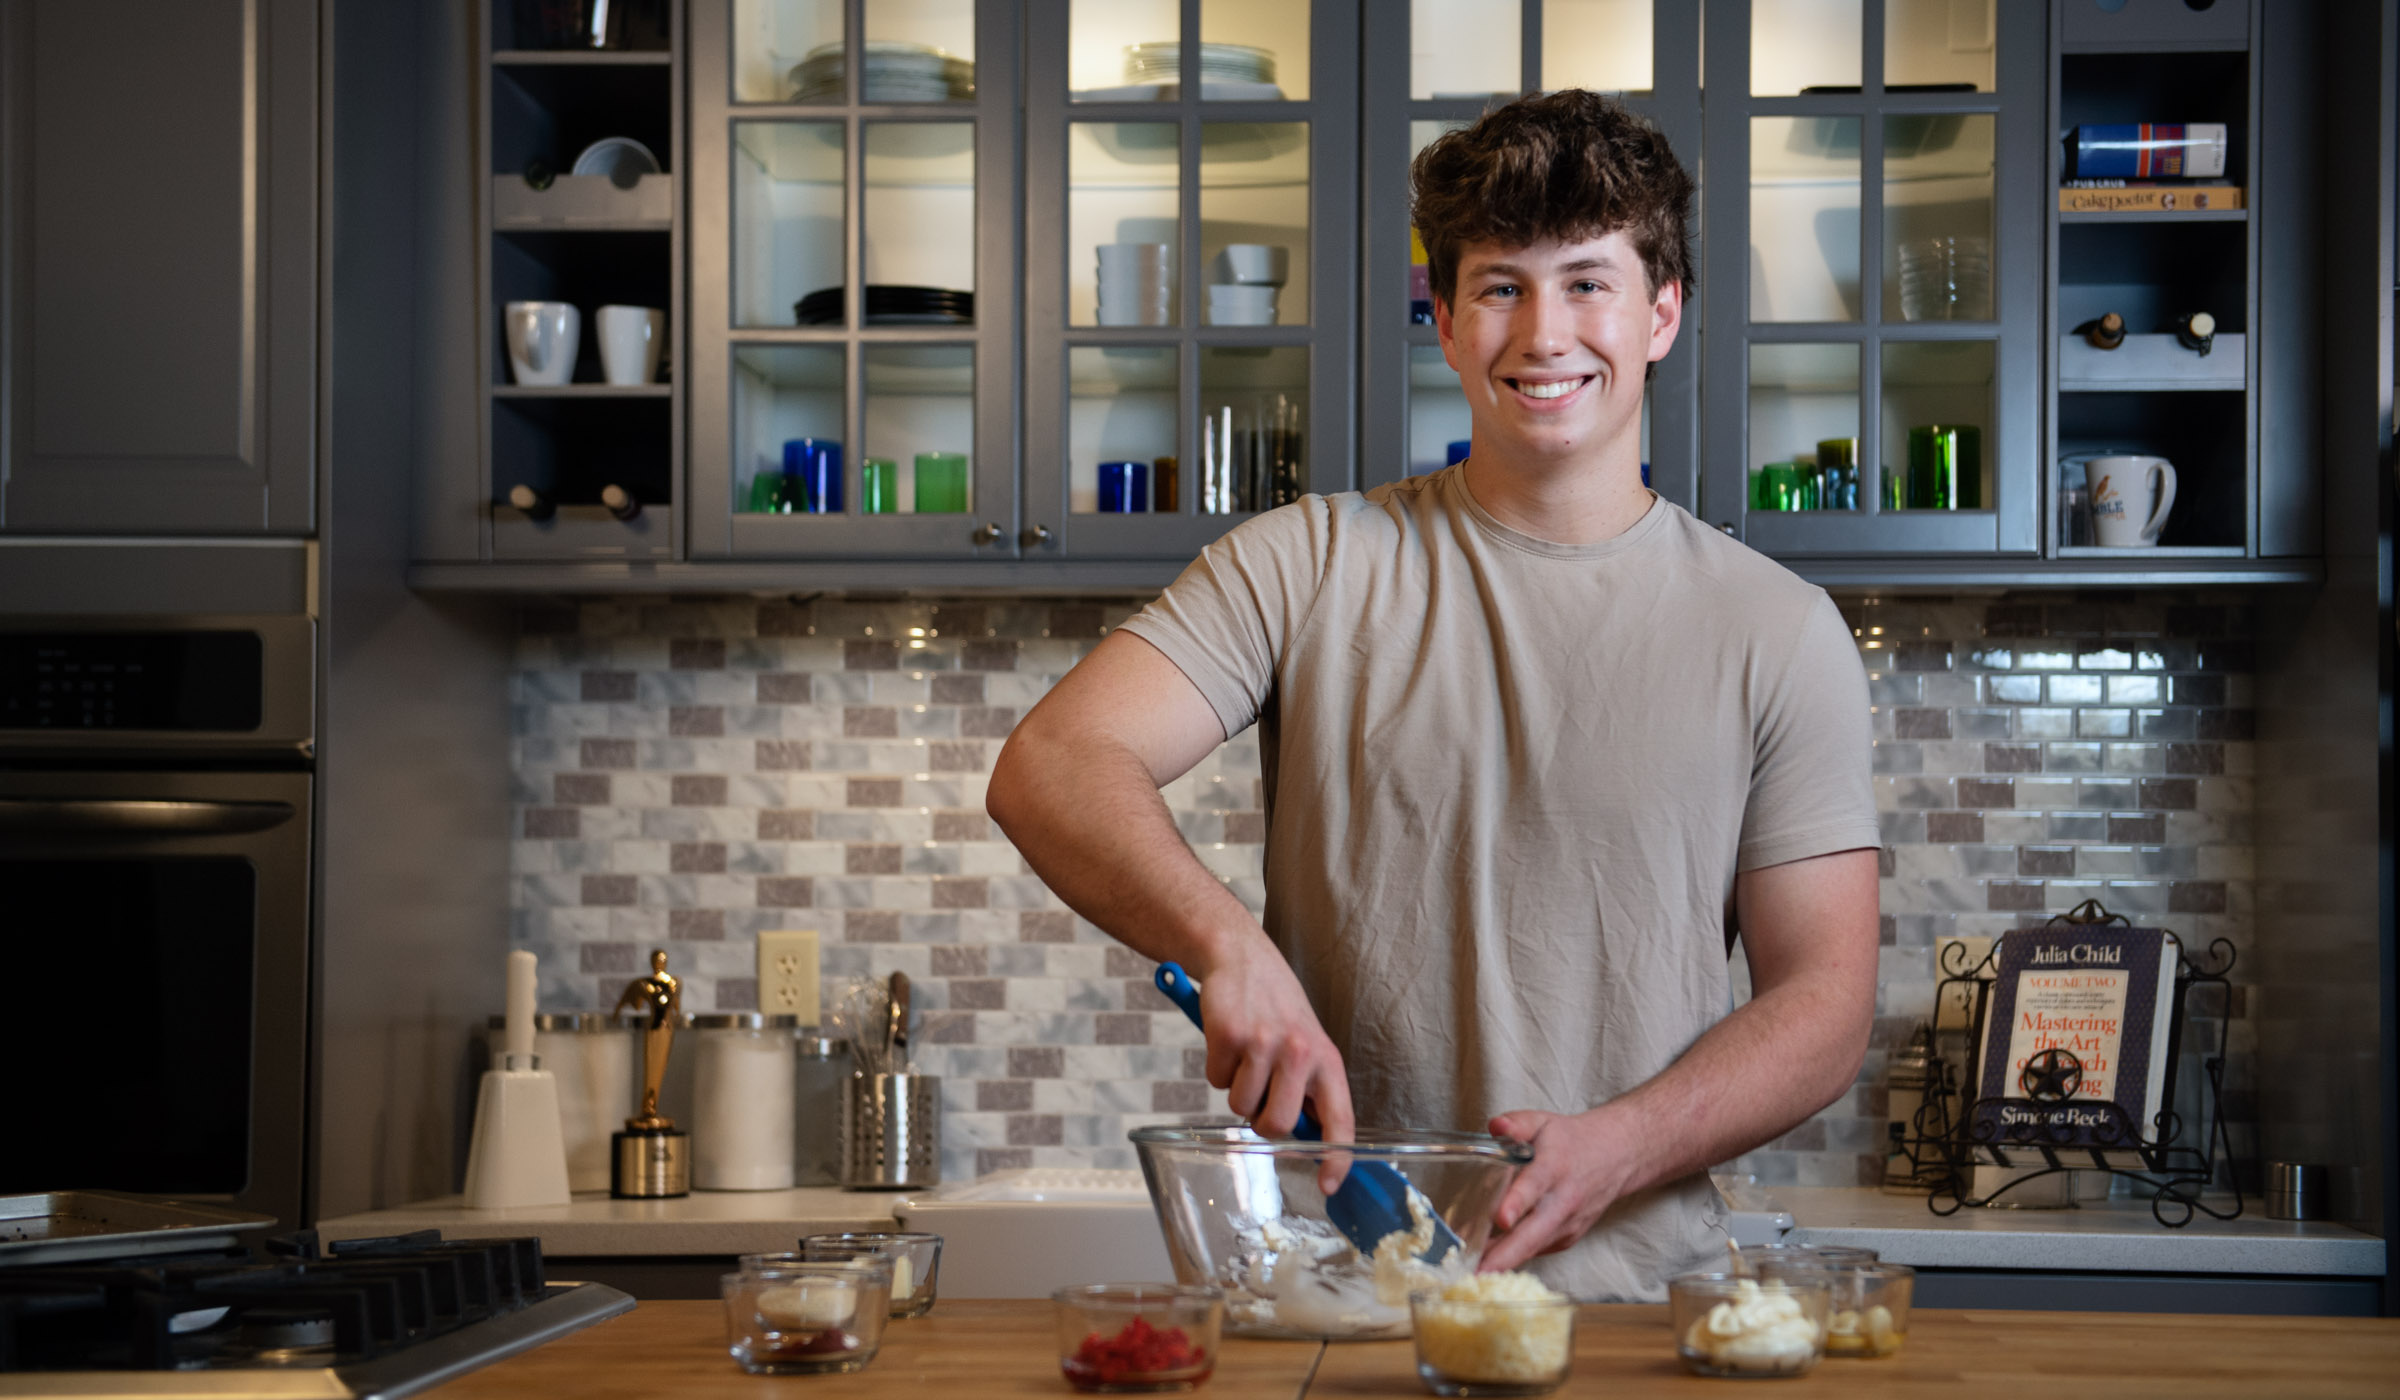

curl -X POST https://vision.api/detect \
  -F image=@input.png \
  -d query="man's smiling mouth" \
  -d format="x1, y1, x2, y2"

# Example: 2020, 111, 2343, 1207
1508, 376, 1593, 400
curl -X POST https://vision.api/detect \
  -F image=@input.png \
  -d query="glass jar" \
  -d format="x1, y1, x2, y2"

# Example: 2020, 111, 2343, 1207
692, 1013, 803, 1190
793, 1034, 851, 1186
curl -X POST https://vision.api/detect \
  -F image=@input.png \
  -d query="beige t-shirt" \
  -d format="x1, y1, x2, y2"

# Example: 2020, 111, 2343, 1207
1117, 467, 1878, 1301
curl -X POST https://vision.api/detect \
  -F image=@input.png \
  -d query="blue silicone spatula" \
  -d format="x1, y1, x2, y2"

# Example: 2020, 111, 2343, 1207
1154, 962, 1463, 1264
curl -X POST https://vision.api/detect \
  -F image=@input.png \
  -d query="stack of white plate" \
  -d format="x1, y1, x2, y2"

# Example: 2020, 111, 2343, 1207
788, 40, 975, 103
1121, 41, 1276, 87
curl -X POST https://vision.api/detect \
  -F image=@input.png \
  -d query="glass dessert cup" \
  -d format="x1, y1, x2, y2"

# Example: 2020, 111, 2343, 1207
722, 1256, 893, 1375
1409, 1291, 1576, 1396
802, 1231, 944, 1317
1822, 1262, 1914, 1358
1129, 1124, 1533, 1340
1055, 1283, 1225, 1393
1668, 1271, 1830, 1379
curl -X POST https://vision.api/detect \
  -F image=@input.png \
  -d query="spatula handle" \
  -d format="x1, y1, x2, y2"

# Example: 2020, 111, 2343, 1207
1153, 962, 1323, 1141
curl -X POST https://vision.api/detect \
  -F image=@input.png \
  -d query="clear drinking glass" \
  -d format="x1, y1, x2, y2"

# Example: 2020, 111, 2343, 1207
722, 1256, 893, 1374
1200, 347, 1308, 515
1823, 1262, 1915, 1358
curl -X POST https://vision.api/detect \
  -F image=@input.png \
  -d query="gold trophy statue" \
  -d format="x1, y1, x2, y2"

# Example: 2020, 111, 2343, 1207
610, 949, 691, 1198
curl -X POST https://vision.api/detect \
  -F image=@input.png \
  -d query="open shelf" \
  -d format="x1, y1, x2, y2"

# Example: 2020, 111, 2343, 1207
493, 50, 673, 66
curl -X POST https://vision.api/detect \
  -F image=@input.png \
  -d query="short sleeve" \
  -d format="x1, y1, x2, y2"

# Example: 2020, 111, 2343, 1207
1113, 498, 1331, 741
1738, 592, 1881, 870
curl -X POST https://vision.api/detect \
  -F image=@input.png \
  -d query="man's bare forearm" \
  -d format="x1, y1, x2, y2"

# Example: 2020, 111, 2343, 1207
1583, 969, 1870, 1200
987, 719, 1264, 976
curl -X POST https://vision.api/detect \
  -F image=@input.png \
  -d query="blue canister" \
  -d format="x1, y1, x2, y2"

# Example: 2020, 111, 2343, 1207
1445, 440, 1472, 466
1099, 461, 1148, 513
783, 438, 842, 513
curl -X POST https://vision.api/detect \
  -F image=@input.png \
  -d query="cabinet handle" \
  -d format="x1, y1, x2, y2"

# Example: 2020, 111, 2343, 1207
507, 484, 556, 522
1020, 524, 1054, 549
971, 522, 1005, 545
1719, 522, 1738, 536
601, 484, 642, 522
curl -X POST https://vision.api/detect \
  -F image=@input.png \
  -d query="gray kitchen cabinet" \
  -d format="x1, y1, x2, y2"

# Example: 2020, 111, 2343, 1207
688, 0, 1020, 561
1358, 1, 1703, 513
1016, 0, 1359, 562
1700, 0, 2046, 558
1, 0, 317, 534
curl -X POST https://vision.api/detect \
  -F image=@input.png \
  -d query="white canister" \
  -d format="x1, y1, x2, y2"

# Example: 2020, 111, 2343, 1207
485, 1012, 638, 1193
692, 1013, 801, 1191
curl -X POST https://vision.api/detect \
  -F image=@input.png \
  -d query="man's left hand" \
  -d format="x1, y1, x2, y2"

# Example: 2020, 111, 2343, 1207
1478, 1107, 1633, 1272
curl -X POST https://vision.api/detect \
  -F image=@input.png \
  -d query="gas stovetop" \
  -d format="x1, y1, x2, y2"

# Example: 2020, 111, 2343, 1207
0, 1228, 632, 1398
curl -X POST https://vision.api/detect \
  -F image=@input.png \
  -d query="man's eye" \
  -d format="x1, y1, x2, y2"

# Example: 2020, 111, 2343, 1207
1573, 280, 1604, 294
1483, 284, 1518, 299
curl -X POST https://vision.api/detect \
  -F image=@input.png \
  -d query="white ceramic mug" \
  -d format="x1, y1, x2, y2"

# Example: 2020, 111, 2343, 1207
597, 305, 665, 385
504, 301, 580, 386
2082, 454, 2177, 547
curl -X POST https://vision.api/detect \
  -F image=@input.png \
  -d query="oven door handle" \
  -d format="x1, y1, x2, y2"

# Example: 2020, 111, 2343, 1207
0, 798, 298, 836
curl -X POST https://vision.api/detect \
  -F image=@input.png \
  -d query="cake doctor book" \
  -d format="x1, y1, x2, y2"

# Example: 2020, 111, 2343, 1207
1971, 926, 2181, 1168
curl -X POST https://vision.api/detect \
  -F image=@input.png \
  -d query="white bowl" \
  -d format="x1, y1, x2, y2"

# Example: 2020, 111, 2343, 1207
571, 136, 661, 183
1212, 244, 1290, 286
1207, 284, 1279, 326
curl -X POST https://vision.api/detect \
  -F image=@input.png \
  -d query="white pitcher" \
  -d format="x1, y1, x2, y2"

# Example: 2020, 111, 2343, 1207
2079, 454, 2177, 547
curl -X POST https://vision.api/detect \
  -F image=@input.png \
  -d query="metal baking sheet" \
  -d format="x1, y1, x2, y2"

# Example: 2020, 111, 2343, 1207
0, 1190, 274, 1265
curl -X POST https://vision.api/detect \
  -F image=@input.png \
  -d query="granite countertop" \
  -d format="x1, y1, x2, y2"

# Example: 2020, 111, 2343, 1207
314, 1187, 900, 1257
1774, 1185, 2385, 1276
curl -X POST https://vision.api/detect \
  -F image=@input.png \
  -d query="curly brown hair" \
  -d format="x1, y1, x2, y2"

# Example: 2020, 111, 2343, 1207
1410, 90, 1694, 309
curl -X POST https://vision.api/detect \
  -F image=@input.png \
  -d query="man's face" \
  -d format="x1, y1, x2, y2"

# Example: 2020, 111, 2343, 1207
1433, 231, 1682, 469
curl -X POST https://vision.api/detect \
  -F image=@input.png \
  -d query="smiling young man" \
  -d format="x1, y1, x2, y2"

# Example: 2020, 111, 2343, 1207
987, 91, 1880, 1300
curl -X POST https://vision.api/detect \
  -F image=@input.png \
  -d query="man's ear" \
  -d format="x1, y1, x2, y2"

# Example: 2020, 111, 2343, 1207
1648, 278, 1684, 364
1433, 288, 1460, 372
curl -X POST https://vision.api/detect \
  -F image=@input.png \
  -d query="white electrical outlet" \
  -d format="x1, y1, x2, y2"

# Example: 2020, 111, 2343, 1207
758, 929, 821, 1023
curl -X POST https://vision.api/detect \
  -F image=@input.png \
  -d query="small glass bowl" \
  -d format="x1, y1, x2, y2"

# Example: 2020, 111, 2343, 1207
1821, 1262, 1914, 1359
722, 1256, 893, 1375
1668, 1271, 1829, 1379
802, 1231, 943, 1317
1409, 1291, 1576, 1397
1054, 1283, 1224, 1393
1735, 1241, 1877, 1272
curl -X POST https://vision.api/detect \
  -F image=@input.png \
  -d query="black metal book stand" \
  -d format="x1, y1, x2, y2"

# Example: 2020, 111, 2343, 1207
1896, 899, 2242, 1226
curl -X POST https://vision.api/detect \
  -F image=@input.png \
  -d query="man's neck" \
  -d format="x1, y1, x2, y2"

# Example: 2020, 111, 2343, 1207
1457, 447, 1653, 546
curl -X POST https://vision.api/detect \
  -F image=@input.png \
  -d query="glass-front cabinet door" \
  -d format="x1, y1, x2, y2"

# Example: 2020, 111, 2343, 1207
690, 0, 1019, 557
1020, 0, 1358, 560
1359, 3, 1701, 508
1701, 0, 2041, 554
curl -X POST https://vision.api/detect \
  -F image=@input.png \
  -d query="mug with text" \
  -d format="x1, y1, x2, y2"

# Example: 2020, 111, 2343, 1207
2081, 454, 2177, 547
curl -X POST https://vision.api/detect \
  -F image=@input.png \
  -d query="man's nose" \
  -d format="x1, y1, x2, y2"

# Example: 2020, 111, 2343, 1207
1521, 286, 1572, 356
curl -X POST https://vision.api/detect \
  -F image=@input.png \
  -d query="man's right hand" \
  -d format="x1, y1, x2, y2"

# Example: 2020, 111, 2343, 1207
1195, 941, 1355, 1147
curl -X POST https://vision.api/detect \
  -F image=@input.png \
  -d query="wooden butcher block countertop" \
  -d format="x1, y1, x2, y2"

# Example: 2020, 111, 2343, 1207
428, 1298, 2400, 1398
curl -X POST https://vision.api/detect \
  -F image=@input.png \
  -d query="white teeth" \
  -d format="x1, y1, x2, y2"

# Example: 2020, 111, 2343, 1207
1517, 379, 1582, 400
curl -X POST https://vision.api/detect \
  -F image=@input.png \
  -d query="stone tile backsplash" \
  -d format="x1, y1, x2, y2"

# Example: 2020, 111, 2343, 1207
510, 591, 2258, 1191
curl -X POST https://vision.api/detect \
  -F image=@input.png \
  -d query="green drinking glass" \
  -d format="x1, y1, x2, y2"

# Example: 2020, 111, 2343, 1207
861, 458, 899, 514
913, 452, 968, 514
1757, 461, 1805, 512
1907, 425, 1983, 510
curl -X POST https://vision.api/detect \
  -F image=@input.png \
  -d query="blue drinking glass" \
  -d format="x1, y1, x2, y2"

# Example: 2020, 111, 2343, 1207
1098, 461, 1148, 513
783, 438, 842, 513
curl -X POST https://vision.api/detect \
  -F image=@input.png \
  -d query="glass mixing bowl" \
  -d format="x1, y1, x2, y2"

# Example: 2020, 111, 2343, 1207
1129, 1123, 1534, 1341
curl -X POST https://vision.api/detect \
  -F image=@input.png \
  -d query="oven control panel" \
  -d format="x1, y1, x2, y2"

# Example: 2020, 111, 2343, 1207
0, 632, 264, 731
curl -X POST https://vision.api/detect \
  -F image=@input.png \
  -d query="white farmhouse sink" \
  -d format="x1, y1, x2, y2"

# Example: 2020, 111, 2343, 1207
894, 1169, 1176, 1299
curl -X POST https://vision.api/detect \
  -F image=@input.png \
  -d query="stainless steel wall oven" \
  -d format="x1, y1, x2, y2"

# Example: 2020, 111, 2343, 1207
0, 615, 314, 1230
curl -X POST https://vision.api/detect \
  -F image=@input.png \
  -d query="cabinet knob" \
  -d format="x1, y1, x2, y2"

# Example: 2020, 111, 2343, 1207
1718, 522, 1738, 536
1020, 524, 1054, 549
971, 522, 1005, 545
506, 484, 555, 522
601, 484, 642, 522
